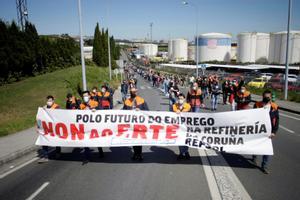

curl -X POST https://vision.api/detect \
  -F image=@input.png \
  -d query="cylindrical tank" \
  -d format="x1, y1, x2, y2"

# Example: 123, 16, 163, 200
171, 39, 188, 61
277, 31, 300, 64
237, 32, 257, 63
168, 40, 173, 60
138, 44, 158, 57
255, 33, 270, 63
196, 33, 232, 62
188, 45, 195, 60
237, 32, 270, 63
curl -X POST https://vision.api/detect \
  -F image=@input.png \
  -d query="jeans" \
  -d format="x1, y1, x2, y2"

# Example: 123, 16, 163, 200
42, 146, 49, 158
211, 94, 219, 110
121, 92, 127, 101
179, 146, 189, 155
253, 155, 270, 168
192, 107, 201, 113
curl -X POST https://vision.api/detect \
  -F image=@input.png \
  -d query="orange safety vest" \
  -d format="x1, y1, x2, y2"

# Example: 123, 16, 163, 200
124, 96, 145, 109
97, 91, 111, 108
80, 100, 98, 110
50, 103, 59, 109
188, 89, 202, 107
173, 102, 191, 112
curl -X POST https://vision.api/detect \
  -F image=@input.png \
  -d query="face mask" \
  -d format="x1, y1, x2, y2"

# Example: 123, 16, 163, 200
83, 96, 90, 103
47, 101, 53, 107
193, 86, 197, 90
101, 89, 106, 93
178, 99, 184, 105
241, 89, 245, 93
263, 97, 271, 103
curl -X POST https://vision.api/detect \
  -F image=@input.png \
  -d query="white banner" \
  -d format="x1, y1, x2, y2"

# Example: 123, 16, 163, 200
35, 107, 273, 155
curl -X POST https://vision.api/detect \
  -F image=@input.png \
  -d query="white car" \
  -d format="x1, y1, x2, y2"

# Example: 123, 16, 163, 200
283, 74, 298, 82
260, 73, 273, 81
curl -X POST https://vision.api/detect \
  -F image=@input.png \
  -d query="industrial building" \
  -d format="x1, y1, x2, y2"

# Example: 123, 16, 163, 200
196, 33, 232, 62
269, 31, 300, 64
138, 43, 158, 57
237, 32, 270, 63
168, 38, 188, 62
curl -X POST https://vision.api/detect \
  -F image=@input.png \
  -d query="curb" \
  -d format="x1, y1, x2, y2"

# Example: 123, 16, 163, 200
0, 88, 123, 166
0, 145, 38, 166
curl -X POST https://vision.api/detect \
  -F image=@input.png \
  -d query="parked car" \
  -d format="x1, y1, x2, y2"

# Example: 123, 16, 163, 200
247, 77, 268, 88
266, 78, 300, 91
260, 73, 274, 81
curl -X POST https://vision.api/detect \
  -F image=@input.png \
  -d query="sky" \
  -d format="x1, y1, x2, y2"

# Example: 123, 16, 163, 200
1, 0, 299, 41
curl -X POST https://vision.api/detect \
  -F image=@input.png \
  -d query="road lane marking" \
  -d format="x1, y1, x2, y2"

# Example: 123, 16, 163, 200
279, 113, 300, 121
279, 125, 296, 134
25, 182, 49, 200
198, 150, 222, 200
199, 149, 252, 200
0, 157, 39, 179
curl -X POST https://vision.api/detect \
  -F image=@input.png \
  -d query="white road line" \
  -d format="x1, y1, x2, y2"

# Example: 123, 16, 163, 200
199, 149, 252, 200
0, 157, 39, 179
279, 113, 300, 121
25, 182, 49, 200
279, 125, 296, 134
198, 150, 222, 200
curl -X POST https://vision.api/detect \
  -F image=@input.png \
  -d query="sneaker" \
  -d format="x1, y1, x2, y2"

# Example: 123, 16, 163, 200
38, 157, 49, 164
262, 166, 270, 174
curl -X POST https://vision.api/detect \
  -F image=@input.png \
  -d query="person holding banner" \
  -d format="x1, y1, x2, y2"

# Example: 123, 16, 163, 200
98, 85, 113, 110
252, 90, 279, 174
173, 93, 192, 160
38, 95, 61, 163
235, 86, 251, 110
79, 90, 102, 163
186, 82, 202, 113
123, 87, 149, 161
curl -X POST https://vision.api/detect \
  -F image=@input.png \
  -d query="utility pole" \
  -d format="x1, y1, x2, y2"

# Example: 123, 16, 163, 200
284, 0, 292, 100
108, 31, 112, 80
150, 22, 153, 42
77, 0, 87, 91
16, 0, 28, 31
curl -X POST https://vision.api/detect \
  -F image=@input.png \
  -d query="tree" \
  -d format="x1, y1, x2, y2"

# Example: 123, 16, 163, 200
92, 23, 102, 66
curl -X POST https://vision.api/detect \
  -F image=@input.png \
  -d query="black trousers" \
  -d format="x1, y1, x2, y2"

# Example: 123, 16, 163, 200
133, 146, 142, 155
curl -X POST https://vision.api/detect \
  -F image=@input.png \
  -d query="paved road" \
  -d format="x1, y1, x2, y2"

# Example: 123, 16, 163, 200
0, 73, 299, 200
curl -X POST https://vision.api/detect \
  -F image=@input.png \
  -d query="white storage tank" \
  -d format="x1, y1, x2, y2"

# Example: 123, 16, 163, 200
269, 31, 300, 64
138, 44, 158, 57
168, 40, 173, 60
255, 33, 270, 63
170, 38, 188, 61
196, 33, 232, 62
188, 45, 195, 60
237, 32, 270, 63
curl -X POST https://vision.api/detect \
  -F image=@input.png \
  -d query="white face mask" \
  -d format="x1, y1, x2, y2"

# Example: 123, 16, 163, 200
101, 89, 106, 93
83, 96, 90, 103
192, 86, 197, 90
241, 89, 245, 93
178, 99, 184, 105
47, 101, 53, 107
92, 90, 97, 93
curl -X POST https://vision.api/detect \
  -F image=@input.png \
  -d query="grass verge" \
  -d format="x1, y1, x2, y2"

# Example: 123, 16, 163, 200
0, 65, 120, 137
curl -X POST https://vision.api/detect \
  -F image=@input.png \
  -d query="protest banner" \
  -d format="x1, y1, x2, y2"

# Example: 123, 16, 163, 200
35, 107, 273, 155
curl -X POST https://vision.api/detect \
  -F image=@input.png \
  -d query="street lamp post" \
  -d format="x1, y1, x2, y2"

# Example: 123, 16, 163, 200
77, 0, 87, 91
182, 1, 199, 78
284, 0, 292, 100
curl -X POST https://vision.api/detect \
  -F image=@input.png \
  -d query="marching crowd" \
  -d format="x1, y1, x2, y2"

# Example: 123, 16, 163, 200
40, 65, 279, 174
